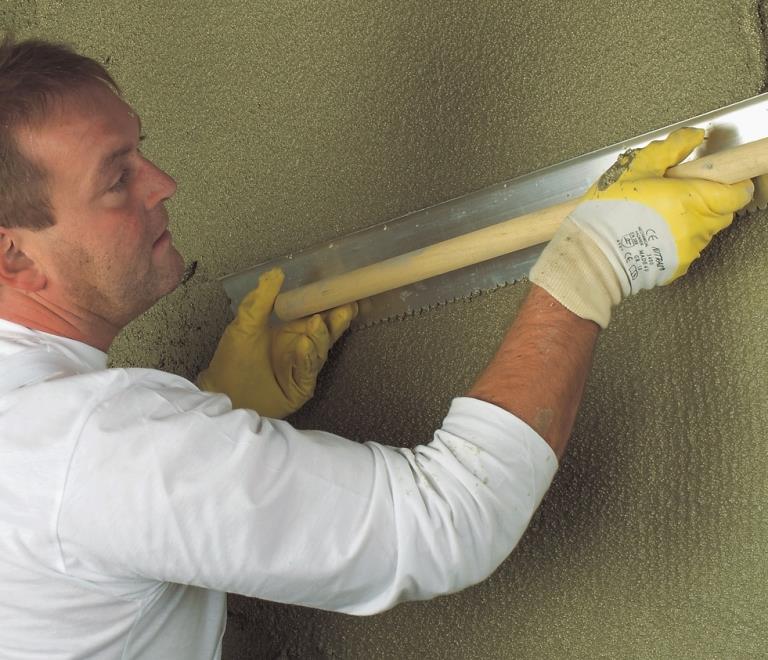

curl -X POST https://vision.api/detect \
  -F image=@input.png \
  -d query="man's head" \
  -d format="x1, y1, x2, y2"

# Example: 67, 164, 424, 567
0, 36, 184, 349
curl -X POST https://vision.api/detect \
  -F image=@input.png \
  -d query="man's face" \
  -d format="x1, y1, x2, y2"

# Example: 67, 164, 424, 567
15, 83, 184, 328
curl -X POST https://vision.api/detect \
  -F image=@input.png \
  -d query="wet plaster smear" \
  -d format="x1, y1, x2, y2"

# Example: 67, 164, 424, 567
5, 1, 768, 657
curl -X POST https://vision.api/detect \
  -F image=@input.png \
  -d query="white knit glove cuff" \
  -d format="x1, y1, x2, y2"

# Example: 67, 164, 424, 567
529, 216, 623, 329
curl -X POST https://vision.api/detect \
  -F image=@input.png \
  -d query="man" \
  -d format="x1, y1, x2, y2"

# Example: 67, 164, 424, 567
0, 36, 753, 659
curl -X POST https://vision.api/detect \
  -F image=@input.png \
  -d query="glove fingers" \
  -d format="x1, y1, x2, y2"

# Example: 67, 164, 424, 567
744, 173, 768, 214
322, 302, 358, 344
691, 178, 755, 216
270, 304, 355, 407
235, 268, 285, 329
304, 314, 331, 362
291, 334, 324, 396
276, 316, 329, 389
632, 127, 705, 177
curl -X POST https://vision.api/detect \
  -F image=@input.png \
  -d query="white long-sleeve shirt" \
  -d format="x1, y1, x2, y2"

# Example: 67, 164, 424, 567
0, 318, 558, 660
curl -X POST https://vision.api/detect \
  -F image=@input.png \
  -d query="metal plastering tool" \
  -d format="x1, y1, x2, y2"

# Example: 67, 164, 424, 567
222, 93, 768, 327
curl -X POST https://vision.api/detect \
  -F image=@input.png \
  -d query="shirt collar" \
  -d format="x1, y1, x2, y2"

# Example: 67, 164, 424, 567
0, 318, 108, 372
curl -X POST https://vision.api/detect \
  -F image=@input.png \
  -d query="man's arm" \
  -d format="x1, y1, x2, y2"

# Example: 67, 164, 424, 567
471, 128, 753, 462
469, 285, 599, 460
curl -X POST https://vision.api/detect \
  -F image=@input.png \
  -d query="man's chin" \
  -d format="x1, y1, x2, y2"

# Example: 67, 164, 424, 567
163, 247, 188, 295
147, 246, 187, 305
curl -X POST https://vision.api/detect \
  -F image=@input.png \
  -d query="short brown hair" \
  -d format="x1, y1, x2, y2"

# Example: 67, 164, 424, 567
0, 35, 120, 230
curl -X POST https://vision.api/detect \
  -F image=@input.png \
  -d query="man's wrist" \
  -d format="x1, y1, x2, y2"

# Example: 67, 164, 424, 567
529, 216, 623, 329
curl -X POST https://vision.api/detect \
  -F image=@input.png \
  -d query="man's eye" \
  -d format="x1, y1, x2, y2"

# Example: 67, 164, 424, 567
108, 169, 130, 193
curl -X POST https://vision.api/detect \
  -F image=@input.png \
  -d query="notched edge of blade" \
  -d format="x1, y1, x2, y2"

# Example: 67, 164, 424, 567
349, 278, 522, 331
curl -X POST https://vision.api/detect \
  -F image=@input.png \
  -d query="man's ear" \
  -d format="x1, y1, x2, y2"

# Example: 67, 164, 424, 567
0, 228, 47, 292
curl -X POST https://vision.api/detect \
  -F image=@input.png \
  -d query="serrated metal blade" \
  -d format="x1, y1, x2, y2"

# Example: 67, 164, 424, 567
221, 92, 768, 328
352, 243, 544, 328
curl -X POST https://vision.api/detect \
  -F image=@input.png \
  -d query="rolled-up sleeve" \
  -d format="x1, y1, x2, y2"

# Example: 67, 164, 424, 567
56, 372, 558, 615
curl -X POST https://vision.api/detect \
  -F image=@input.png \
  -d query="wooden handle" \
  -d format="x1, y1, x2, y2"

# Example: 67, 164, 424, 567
666, 137, 768, 183
275, 136, 768, 321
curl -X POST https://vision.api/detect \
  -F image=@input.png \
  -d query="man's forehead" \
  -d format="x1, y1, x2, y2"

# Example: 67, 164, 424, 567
17, 87, 139, 175
39, 87, 135, 138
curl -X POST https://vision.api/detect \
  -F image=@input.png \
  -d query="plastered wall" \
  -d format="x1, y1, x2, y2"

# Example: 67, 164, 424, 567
4, 1, 768, 657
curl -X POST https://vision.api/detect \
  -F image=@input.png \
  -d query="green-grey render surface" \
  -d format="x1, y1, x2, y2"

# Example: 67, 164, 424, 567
4, 1, 768, 657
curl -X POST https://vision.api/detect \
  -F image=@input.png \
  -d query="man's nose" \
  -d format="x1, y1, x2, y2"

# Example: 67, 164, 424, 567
144, 159, 177, 209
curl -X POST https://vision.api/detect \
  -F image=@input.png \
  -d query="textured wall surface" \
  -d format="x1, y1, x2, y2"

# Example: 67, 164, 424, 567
4, 1, 768, 657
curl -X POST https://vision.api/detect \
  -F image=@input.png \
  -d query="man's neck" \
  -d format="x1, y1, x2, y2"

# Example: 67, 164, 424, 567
0, 289, 117, 351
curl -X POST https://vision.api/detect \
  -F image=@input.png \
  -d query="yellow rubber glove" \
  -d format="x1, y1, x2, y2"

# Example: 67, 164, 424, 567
744, 173, 768, 215
197, 268, 358, 418
530, 127, 755, 327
